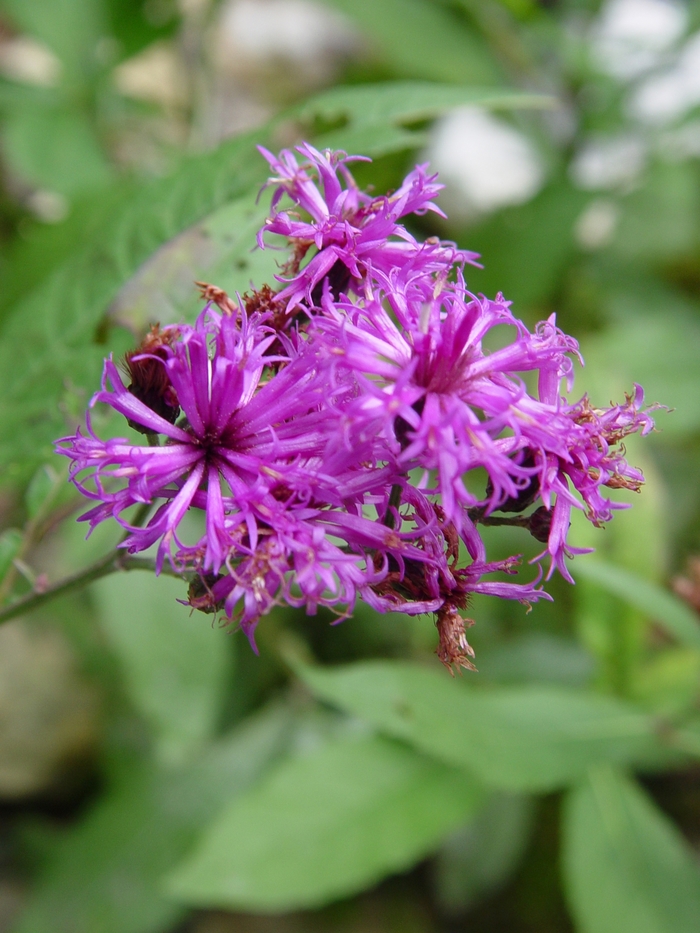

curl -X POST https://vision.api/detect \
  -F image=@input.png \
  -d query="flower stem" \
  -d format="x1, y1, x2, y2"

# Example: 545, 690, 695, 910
0, 551, 185, 626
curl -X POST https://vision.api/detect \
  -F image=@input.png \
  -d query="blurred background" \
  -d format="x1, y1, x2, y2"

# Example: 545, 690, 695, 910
0, 0, 700, 931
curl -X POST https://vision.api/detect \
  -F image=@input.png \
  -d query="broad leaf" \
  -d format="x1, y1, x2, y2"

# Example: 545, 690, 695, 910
12, 704, 290, 933
575, 561, 700, 651
167, 733, 483, 912
306, 82, 553, 155
562, 767, 700, 933
298, 661, 673, 791
93, 571, 232, 764
433, 793, 534, 914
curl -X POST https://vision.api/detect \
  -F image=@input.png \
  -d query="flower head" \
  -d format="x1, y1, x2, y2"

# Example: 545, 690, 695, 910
56, 142, 660, 669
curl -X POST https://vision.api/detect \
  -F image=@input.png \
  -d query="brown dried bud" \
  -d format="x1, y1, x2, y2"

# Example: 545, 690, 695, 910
196, 281, 239, 316
487, 450, 540, 513
528, 506, 552, 543
122, 325, 180, 433
187, 574, 224, 615
435, 606, 477, 675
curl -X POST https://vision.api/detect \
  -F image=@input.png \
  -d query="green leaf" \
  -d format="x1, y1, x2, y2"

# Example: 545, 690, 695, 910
24, 463, 61, 519
3, 106, 113, 196
0, 81, 553, 483
562, 767, 700, 933
0, 127, 270, 481
1, 0, 106, 77
0, 529, 23, 586
574, 561, 700, 651
110, 188, 284, 333
12, 704, 290, 933
300, 81, 554, 156
167, 733, 483, 912
298, 661, 672, 791
579, 294, 700, 439
93, 571, 232, 764
433, 793, 534, 914
463, 179, 589, 309
319, 0, 501, 84
613, 161, 700, 263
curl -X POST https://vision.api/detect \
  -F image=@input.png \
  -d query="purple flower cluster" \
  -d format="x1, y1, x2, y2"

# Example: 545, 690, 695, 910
57, 143, 657, 670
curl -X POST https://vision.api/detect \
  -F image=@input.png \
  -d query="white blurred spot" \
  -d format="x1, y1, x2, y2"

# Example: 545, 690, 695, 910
574, 199, 620, 250
629, 31, 700, 124
26, 190, 69, 224
592, 0, 687, 80
426, 107, 545, 220
113, 41, 189, 108
570, 134, 646, 190
658, 119, 700, 159
219, 0, 358, 65
0, 37, 61, 87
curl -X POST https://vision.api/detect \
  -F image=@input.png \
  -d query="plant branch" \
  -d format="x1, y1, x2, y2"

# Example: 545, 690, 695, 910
0, 550, 186, 626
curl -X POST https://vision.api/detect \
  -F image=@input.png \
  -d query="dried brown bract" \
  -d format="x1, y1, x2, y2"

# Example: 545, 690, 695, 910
122, 325, 180, 432
435, 606, 477, 674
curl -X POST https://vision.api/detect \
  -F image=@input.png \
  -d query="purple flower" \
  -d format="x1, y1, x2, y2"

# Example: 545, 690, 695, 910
257, 142, 478, 312
56, 140, 660, 670
58, 306, 370, 574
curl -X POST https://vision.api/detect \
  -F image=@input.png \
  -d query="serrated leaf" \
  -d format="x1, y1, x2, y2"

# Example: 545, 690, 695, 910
299, 82, 552, 161
575, 561, 700, 651
12, 704, 290, 933
110, 188, 284, 332
319, 0, 501, 84
298, 661, 672, 791
167, 732, 483, 912
0, 127, 270, 482
562, 767, 700, 933
93, 571, 232, 764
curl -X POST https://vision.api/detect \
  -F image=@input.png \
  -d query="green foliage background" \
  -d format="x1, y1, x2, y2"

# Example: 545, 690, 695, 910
0, 0, 699, 931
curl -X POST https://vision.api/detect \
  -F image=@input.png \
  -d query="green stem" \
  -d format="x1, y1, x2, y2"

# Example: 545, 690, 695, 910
0, 551, 185, 626
383, 484, 403, 529
477, 514, 531, 529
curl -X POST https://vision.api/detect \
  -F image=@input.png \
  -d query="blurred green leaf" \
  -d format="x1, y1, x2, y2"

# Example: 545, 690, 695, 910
614, 161, 700, 264
298, 661, 673, 791
580, 299, 700, 439
13, 703, 290, 933
1, 0, 106, 78
303, 81, 554, 156
0, 529, 22, 585
319, 0, 501, 84
167, 733, 483, 912
3, 106, 113, 196
24, 463, 60, 519
477, 632, 594, 686
631, 648, 700, 717
575, 562, 700, 651
463, 179, 588, 310
93, 571, 232, 764
433, 792, 534, 915
562, 767, 700, 933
